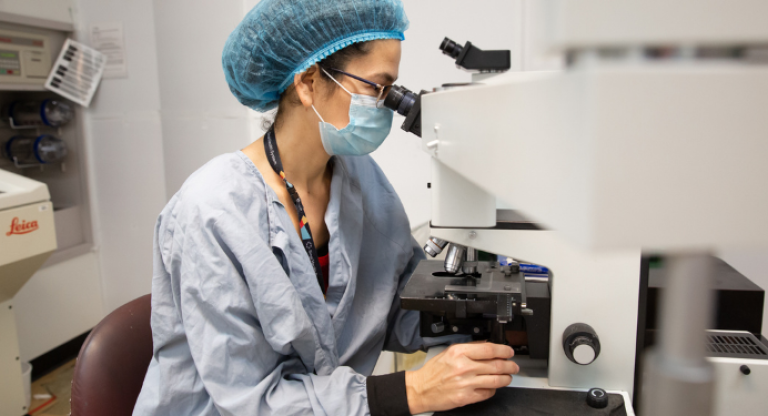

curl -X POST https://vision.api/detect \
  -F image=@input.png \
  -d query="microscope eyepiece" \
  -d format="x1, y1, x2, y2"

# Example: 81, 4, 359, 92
440, 37, 463, 59
382, 84, 424, 137
382, 84, 418, 117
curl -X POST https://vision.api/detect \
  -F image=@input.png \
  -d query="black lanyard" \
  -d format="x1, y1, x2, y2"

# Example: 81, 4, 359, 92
264, 129, 326, 294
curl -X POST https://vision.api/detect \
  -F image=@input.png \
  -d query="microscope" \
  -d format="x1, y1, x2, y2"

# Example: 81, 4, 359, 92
382, 1, 768, 411
382, 37, 642, 415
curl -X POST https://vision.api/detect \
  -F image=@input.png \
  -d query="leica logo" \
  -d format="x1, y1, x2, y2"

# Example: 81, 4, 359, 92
6, 217, 39, 236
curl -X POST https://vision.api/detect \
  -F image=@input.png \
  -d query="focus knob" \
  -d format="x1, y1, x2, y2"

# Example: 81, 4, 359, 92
563, 323, 601, 365
586, 388, 608, 409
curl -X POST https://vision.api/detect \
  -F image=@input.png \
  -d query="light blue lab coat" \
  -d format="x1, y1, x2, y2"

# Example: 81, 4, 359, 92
133, 151, 453, 416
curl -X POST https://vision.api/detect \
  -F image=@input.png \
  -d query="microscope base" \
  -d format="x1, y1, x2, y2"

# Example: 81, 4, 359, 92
433, 387, 630, 416
416, 346, 635, 416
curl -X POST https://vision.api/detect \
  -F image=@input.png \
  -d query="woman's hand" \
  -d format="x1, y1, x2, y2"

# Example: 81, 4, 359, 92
404, 342, 519, 414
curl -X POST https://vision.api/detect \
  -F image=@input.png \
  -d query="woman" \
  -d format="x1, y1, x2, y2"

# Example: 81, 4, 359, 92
133, 1, 518, 415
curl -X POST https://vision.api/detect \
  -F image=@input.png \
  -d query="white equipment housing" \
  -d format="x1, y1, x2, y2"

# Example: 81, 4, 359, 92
0, 28, 53, 88
418, 1, 768, 415
0, 168, 56, 415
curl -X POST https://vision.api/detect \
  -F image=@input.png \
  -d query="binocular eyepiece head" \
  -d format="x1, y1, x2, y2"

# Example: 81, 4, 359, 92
380, 37, 466, 119
380, 36, 510, 137
439, 37, 463, 59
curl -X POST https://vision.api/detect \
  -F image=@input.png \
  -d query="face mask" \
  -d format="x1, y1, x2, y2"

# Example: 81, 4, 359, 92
311, 68, 394, 156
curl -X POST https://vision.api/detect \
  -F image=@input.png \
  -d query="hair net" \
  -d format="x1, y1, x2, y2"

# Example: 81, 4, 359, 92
222, 0, 410, 112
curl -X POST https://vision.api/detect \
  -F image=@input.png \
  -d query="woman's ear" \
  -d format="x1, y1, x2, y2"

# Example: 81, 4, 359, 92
294, 65, 320, 108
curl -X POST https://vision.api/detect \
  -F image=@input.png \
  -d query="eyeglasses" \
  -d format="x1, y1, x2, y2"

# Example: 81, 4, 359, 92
326, 68, 393, 103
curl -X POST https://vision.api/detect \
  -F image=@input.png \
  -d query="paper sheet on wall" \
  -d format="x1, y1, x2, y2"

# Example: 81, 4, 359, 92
44, 39, 106, 107
90, 22, 128, 79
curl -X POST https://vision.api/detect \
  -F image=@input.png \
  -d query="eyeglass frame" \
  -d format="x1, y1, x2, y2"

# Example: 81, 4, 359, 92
325, 67, 393, 103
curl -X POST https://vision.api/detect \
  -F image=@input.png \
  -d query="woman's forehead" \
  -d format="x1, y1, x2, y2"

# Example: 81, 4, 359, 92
346, 40, 401, 83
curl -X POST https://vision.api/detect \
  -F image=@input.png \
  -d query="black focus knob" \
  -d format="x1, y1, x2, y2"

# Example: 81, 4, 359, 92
563, 323, 601, 365
587, 388, 608, 409
740, 365, 751, 375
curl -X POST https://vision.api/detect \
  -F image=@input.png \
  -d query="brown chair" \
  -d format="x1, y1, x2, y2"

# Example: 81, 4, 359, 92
71, 294, 153, 416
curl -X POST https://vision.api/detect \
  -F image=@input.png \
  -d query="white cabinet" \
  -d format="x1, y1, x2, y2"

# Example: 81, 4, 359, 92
0, 0, 74, 31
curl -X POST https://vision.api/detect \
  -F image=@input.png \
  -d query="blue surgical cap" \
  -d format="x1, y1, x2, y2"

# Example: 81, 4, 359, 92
222, 0, 410, 112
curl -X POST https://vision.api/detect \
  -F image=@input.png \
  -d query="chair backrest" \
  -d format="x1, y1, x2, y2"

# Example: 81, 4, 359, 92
71, 294, 153, 416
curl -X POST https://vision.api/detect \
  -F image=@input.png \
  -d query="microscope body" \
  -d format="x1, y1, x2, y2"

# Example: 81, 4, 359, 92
393, 2, 768, 414
396, 44, 645, 408
402, 40, 768, 412
402, 161, 642, 402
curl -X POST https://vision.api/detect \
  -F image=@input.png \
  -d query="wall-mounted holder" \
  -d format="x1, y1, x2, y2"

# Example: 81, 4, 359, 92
8, 117, 40, 130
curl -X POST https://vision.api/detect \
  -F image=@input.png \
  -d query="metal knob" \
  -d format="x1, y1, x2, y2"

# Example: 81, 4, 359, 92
587, 388, 608, 409
563, 323, 601, 365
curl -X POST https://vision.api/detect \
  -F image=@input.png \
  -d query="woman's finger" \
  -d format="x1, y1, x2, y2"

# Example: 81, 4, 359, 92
468, 374, 513, 390
457, 343, 514, 361
474, 359, 520, 376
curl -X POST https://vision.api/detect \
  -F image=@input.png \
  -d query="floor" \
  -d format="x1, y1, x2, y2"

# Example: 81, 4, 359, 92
28, 358, 75, 416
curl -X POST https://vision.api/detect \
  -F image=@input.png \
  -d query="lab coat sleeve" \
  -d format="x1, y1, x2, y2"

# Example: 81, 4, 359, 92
173, 210, 371, 416
382, 237, 470, 353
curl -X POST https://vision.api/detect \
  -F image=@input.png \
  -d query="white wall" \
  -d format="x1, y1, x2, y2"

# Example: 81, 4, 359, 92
153, 0, 261, 198
72, 0, 167, 313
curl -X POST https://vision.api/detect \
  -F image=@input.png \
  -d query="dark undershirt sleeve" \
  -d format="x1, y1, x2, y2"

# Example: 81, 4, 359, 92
366, 371, 411, 416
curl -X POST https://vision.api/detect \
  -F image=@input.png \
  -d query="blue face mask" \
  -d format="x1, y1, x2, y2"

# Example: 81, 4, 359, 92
312, 68, 394, 156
